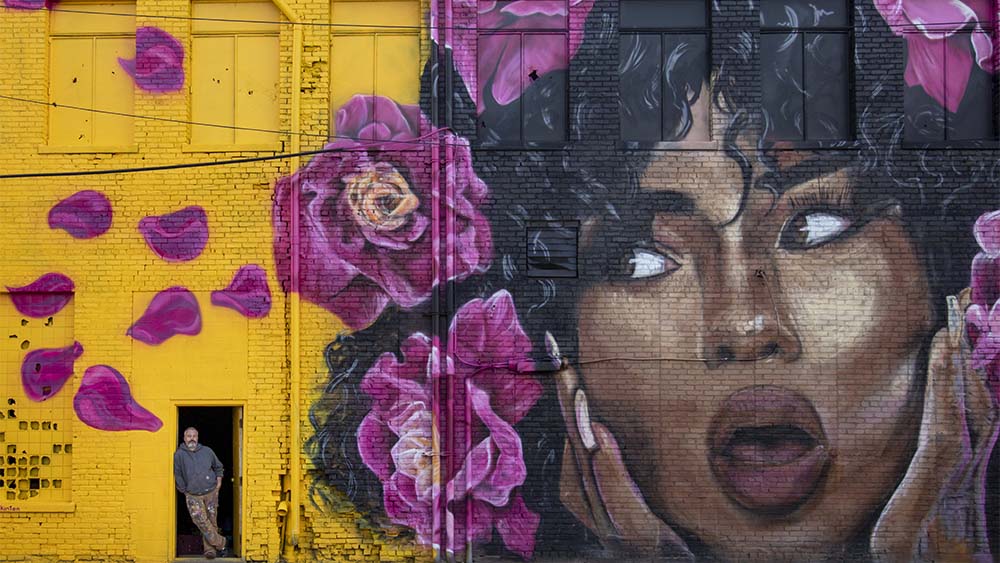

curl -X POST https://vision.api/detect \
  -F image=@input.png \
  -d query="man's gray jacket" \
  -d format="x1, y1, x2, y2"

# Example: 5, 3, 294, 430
174, 443, 224, 495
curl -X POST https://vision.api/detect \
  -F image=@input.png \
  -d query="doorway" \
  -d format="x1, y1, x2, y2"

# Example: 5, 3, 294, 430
175, 406, 242, 558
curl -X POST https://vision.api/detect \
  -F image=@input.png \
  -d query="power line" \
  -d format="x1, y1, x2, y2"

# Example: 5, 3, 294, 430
49, 6, 477, 32
0, 127, 447, 179
0, 93, 333, 140
47, 6, 983, 33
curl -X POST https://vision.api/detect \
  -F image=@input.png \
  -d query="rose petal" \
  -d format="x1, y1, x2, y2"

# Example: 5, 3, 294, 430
73, 365, 163, 432
210, 265, 272, 318
901, 0, 978, 38
118, 27, 185, 93
357, 412, 395, 481
20, 342, 83, 401
127, 287, 202, 345
468, 384, 527, 507
972, 333, 1000, 369
48, 190, 113, 239
974, 210, 1000, 256
904, 33, 973, 113
138, 206, 209, 262
494, 494, 540, 559
336, 95, 422, 141
7, 273, 75, 318
383, 472, 434, 542
359, 335, 433, 416
453, 436, 496, 495
971, 252, 1000, 306
3, 0, 46, 9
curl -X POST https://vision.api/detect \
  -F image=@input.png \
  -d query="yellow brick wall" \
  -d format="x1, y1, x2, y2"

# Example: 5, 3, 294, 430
0, 0, 433, 560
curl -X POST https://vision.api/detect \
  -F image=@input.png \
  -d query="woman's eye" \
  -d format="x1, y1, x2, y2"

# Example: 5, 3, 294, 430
779, 211, 852, 249
627, 248, 681, 279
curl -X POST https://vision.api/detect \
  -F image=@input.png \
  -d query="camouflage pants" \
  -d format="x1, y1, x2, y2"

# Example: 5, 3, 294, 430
185, 489, 225, 554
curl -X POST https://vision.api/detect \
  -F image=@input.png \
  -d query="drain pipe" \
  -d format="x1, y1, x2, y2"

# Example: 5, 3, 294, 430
270, 0, 305, 557
442, 0, 461, 558
429, 16, 446, 562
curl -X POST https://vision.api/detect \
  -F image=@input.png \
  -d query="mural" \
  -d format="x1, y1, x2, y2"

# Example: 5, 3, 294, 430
118, 27, 186, 93
294, 0, 1000, 561
127, 287, 203, 345
48, 190, 113, 239
138, 205, 209, 262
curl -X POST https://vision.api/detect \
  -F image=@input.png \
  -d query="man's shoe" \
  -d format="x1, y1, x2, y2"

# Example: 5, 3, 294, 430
204, 550, 217, 560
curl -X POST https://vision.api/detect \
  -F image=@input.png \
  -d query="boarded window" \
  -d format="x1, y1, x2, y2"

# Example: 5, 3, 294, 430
902, 30, 996, 143
330, 0, 420, 138
620, 0, 709, 143
48, 2, 136, 148
760, 0, 852, 142
0, 293, 75, 506
477, 1, 569, 146
191, 1, 282, 147
527, 222, 578, 278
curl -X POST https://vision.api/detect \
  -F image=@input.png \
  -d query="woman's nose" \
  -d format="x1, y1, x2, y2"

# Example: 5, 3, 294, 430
701, 266, 801, 368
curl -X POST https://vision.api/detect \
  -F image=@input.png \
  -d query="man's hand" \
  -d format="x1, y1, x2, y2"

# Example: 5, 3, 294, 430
215, 477, 222, 492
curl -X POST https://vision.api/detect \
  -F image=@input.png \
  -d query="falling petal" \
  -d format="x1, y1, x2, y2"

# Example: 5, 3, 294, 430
21, 342, 83, 401
210, 265, 272, 318
7, 273, 74, 318
118, 27, 185, 93
73, 365, 162, 432
974, 210, 1000, 257
48, 190, 113, 239
3, 0, 45, 9
127, 287, 201, 345
138, 206, 208, 262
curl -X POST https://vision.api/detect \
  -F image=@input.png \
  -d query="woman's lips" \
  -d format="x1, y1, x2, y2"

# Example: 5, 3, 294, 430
708, 386, 831, 515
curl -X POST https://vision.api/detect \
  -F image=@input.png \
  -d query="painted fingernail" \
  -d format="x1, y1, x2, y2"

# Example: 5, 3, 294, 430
545, 331, 561, 360
947, 295, 961, 347
575, 389, 597, 452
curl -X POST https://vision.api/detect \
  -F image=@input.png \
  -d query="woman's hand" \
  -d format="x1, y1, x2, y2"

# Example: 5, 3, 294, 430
871, 290, 999, 562
549, 333, 693, 560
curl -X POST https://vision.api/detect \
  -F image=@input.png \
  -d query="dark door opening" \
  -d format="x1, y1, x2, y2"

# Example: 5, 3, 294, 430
176, 406, 242, 558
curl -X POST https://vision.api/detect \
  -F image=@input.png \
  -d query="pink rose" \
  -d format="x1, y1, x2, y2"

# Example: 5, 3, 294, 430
273, 95, 492, 329
875, 0, 996, 112
356, 291, 542, 558
968, 210, 1000, 393
438, 0, 595, 113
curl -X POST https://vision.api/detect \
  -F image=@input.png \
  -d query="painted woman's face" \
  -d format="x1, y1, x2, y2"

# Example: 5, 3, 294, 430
576, 148, 933, 559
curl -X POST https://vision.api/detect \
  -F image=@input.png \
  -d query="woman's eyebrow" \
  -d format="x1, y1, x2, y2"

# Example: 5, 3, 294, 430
632, 191, 696, 214
755, 156, 853, 195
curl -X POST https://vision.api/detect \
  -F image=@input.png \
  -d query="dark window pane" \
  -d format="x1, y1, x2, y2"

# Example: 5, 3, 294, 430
480, 0, 567, 30
620, 0, 705, 29
904, 85, 946, 143
760, 0, 849, 28
803, 32, 849, 139
620, 33, 663, 141
477, 33, 523, 143
663, 33, 709, 141
948, 66, 995, 141
522, 33, 567, 143
527, 223, 578, 278
761, 32, 804, 141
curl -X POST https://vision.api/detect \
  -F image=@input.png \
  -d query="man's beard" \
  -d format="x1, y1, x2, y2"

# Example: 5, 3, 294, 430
186, 442, 197, 450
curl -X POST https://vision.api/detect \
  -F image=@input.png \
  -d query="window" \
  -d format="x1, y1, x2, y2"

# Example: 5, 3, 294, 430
48, 2, 136, 149
902, 28, 996, 143
619, 0, 710, 144
477, 0, 568, 146
760, 0, 852, 142
527, 222, 578, 278
190, 1, 281, 148
330, 0, 420, 138
1, 294, 75, 507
